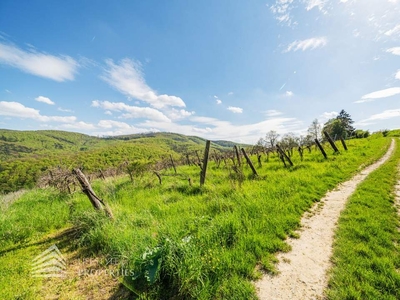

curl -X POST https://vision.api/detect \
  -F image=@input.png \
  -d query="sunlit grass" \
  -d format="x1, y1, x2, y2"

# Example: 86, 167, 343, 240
0, 136, 392, 299
326, 140, 400, 300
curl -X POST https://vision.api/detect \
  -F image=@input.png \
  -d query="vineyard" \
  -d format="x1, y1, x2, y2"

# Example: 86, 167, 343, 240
1, 129, 399, 299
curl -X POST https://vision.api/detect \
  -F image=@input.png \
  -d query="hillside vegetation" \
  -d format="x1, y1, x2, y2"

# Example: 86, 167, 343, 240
0, 133, 393, 299
0, 130, 240, 193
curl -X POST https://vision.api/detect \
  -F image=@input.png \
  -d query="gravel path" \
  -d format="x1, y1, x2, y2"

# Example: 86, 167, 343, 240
255, 139, 395, 300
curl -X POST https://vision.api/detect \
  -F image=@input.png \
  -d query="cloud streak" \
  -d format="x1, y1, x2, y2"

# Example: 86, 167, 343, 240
285, 37, 328, 52
0, 101, 76, 122
0, 42, 78, 81
227, 106, 243, 113
355, 87, 400, 103
35, 96, 55, 105
91, 100, 171, 122
101, 58, 185, 109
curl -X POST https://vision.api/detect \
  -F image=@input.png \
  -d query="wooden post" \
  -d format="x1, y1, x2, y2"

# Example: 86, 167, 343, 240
276, 144, 294, 167
153, 171, 162, 185
314, 139, 327, 159
340, 137, 348, 151
323, 131, 339, 153
200, 140, 211, 186
298, 147, 303, 161
241, 148, 258, 176
99, 169, 106, 180
195, 150, 201, 165
234, 145, 241, 166
257, 154, 262, 168
185, 154, 191, 165
169, 154, 177, 174
73, 168, 114, 219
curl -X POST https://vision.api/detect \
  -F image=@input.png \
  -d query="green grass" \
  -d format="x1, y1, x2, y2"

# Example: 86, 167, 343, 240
0, 136, 393, 299
326, 139, 400, 300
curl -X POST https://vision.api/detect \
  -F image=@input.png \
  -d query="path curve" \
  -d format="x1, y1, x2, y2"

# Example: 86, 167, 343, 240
256, 139, 395, 300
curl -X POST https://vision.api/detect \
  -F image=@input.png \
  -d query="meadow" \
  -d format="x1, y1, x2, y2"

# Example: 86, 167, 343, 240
326, 138, 400, 299
0, 133, 393, 299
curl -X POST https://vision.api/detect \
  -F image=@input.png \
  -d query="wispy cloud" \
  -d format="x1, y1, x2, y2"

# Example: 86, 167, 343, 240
305, 0, 327, 11
227, 106, 243, 113
91, 100, 171, 122
396, 70, 400, 80
58, 107, 74, 113
285, 91, 294, 97
269, 0, 295, 26
0, 101, 75, 122
319, 111, 338, 123
285, 37, 328, 52
101, 58, 185, 109
265, 109, 283, 117
386, 47, 400, 55
355, 87, 400, 103
356, 109, 400, 126
166, 108, 195, 120
35, 96, 55, 105
0, 42, 78, 82
384, 24, 400, 36
61, 121, 96, 130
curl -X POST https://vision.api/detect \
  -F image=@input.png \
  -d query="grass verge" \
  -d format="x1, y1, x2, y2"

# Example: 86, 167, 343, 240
326, 139, 400, 299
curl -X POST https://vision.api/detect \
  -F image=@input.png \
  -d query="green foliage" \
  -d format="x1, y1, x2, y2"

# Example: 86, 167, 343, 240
0, 130, 240, 193
353, 129, 370, 139
323, 109, 355, 139
0, 136, 393, 299
327, 141, 400, 299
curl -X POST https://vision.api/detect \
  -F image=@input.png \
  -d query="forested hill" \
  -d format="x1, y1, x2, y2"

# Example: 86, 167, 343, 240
0, 129, 245, 193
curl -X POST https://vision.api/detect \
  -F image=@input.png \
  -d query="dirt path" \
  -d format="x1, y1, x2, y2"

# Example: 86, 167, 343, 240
256, 139, 395, 300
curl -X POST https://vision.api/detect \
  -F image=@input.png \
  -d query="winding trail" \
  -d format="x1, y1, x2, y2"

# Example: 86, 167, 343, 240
256, 139, 395, 300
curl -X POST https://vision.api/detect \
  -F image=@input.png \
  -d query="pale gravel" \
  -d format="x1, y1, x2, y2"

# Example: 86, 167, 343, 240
255, 139, 395, 300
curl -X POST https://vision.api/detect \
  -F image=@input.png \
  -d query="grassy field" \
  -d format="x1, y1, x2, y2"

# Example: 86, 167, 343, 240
326, 139, 400, 300
0, 135, 392, 299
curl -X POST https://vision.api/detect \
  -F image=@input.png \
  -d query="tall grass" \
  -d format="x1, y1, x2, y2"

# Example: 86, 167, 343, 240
326, 140, 400, 299
0, 136, 392, 299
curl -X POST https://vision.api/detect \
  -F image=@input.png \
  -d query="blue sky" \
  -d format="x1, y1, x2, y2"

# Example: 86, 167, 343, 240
0, 0, 399, 143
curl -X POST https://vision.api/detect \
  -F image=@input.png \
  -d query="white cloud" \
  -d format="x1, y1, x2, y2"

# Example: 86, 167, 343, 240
265, 109, 283, 117
270, 0, 295, 26
35, 96, 55, 105
227, 106, 243, 113
98, 120, 131, 129
61, 121, 96, 130
101, 58, 185, 109
285, 91, 294, 97
58, 107, 74, 113
94, 120, 149, 136
285, 37, 328, 52
104, 110, 113, 115
166, 108, 195, 120
319, 111, 338, 122
305, 0, 326, 11
140, 116, 303, 144
0, 42, 78, 82
228, 92, 234, 95
216, 99, 222, 104
384, 24, 400, 36
355, 87, 400, 103
0, 101, 76, 122
356, 109, 400, 126
387, 47, 400, 55
91, 100, 171, 122
396, 70, 400, 80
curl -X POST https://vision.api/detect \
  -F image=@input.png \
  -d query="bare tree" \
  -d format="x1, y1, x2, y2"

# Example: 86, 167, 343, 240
307, 119, 322, 140
265, 130, 280, 148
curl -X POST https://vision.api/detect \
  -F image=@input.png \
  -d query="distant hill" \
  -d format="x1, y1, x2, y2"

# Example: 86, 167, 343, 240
0, 129, 247, 193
